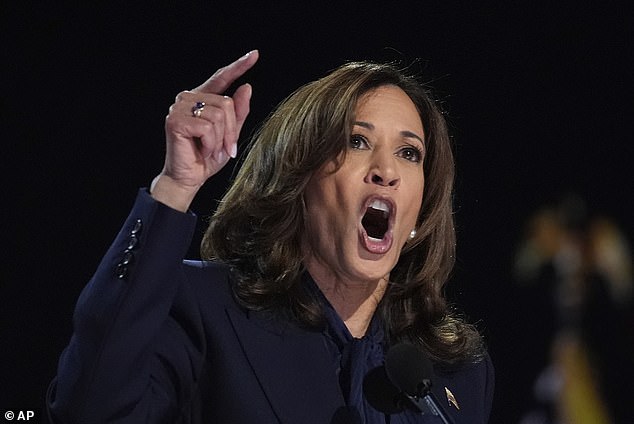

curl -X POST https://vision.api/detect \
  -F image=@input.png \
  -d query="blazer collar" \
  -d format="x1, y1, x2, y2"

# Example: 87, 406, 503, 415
226, 306, 345, 423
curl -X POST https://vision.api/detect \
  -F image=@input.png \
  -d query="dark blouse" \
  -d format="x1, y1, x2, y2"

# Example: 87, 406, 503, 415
308, 275, 433, 423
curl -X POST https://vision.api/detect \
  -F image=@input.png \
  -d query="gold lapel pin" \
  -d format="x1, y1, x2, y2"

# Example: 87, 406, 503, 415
445, 387, 460, 410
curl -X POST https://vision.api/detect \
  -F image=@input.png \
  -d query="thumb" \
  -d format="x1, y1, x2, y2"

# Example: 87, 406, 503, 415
233, 83, 252, 133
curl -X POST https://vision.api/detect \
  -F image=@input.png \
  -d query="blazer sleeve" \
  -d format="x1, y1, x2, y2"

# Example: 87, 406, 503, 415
483, 352, 495, 423
47, 189, 205, 424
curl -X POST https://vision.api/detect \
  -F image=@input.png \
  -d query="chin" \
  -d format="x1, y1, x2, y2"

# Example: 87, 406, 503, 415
350, 257, 396, 283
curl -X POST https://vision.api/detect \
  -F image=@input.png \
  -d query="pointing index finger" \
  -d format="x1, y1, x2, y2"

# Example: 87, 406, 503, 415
193, 50, 259, 95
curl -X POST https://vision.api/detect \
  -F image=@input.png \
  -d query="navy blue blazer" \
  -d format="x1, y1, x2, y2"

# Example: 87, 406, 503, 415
47, 190, 494, 423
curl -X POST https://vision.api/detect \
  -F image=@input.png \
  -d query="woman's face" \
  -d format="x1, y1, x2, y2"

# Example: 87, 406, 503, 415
302, 85, 425, 285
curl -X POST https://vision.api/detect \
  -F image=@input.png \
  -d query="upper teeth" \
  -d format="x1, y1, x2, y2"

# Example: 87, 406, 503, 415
369, 199, 390, 213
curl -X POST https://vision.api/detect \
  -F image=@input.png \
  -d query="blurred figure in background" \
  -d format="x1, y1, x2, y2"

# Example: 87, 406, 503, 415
514, 194, 633, 424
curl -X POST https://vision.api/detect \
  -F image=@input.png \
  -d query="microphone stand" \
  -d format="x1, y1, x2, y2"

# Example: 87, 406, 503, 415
401, 379, 456, 424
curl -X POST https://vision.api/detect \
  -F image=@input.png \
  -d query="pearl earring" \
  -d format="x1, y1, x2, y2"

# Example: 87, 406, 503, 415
409, 229, 417, 240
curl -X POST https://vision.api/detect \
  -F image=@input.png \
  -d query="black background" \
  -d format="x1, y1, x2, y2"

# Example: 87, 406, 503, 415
3, 2, 632, 422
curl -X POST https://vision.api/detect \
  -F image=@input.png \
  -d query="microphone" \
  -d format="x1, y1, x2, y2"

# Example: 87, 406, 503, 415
384, 343, 456, 424
363, 365, 406, 414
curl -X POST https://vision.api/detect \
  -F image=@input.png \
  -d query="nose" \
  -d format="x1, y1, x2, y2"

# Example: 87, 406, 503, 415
365, 150, 400, 188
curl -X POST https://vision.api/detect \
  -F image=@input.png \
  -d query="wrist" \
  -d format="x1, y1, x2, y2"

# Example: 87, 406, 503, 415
149, 174, 199, 212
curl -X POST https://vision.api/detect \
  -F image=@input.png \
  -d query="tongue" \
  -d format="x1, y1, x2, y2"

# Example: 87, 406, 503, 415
362, 207, 388, 239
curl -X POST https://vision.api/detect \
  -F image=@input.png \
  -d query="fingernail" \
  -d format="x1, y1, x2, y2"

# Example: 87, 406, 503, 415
230, 144, 237, 159
217, 150, 226, 163
240, 50, 257, 60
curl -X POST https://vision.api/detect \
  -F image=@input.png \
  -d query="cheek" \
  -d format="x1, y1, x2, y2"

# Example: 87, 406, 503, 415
314, 165, 360, 209
403, 194, 423, 234
303, 177, 344, 231
405, 180, 425, 228
405, 204, 421, 229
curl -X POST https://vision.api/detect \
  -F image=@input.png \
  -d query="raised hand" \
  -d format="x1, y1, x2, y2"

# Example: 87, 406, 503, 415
151, 50, 259, 211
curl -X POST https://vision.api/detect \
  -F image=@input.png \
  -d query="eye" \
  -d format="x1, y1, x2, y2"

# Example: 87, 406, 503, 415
398, 146, 424, 163
350, 134, 370, 150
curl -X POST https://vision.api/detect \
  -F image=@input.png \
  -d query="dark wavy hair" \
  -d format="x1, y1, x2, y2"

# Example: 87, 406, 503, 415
201, 61, 484, 364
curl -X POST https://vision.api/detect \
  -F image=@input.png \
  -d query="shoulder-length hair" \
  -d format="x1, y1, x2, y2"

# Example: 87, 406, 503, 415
201, 61, 484, 364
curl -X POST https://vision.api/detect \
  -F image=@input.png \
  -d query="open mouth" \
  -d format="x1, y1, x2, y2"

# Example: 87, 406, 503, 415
362, 199, 391, 240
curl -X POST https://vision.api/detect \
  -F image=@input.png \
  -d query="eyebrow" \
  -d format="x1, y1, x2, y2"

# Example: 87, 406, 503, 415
353, 121, 425, 147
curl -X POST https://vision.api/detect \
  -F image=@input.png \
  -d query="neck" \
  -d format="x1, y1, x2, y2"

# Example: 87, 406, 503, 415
306, 262, 389, 338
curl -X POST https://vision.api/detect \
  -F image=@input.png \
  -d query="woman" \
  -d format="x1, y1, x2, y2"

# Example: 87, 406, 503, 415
47, 50, 493, 423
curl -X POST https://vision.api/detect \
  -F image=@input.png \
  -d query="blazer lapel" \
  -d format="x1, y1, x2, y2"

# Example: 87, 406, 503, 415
226, 307, 345, 423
